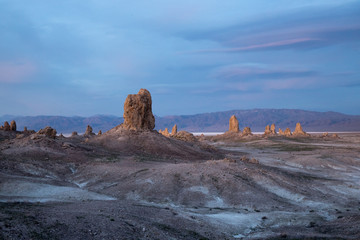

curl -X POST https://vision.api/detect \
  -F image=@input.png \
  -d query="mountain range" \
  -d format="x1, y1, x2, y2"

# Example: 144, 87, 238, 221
1, 109, 360, 133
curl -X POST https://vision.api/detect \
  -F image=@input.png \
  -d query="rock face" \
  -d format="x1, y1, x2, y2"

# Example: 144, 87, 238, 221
293, 122, 308, 136
284, 128, 292, 136
228, 115, 240, 133
10, 120, 16, 131
171, 124, 177, 136
242, 127, 252, 136
37, 126, 57, 139
85, 125, 94, 136
3, 121, 10, 131
123, 89, 155, 131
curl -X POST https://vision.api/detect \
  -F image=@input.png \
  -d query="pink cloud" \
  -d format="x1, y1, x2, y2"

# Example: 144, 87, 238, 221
0, 61, 37, 83
188, 38, 320, 54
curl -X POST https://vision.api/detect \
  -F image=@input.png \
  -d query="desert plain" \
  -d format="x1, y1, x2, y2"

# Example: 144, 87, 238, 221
0, 90, 359, 240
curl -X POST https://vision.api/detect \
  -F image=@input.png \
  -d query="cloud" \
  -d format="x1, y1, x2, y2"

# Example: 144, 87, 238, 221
0, 61, 37, 83
186, 38, 321, 54
181, 1, 360, 52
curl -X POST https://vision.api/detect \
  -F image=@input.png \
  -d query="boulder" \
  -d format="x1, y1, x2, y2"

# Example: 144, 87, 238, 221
3, 121, 10, 131
98, 130, 102, 135
37, 126, 57, 139
242, 127, 252, 136
123, 89, 155, 131
10, 120, 16, 131
171, 124, 178, 136
228, 115, 240, 133
84, 125, 94, 136
293, 123, 309, 136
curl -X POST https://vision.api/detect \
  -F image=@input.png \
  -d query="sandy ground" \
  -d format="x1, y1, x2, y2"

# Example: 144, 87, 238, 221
0, 130, 360, 239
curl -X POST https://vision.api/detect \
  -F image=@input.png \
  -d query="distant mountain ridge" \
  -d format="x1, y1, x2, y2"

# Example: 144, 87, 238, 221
1, 109, 360, 133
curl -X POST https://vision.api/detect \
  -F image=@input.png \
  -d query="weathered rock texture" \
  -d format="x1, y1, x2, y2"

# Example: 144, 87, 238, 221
10, 120, 16, 131
292, 123, 309, 136
37, 126, 57, 139
242, 127, 252, 136
3, 121, 10, 131
228, 115, 240, 133
123, 89, 155, 131
171, 124, 177, 136
85, 125, 94, 136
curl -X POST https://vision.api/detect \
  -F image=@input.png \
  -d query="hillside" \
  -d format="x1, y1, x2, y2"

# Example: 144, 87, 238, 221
1, 109, 360, 133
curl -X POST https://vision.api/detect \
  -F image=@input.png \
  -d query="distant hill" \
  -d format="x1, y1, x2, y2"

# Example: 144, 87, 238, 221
1, 109, 360, 133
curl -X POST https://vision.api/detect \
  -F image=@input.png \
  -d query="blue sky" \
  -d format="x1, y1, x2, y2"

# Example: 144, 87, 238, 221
0, 0, 359, 116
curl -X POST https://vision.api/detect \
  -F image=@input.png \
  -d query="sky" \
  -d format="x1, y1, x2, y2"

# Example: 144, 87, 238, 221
0, 0, 359, 117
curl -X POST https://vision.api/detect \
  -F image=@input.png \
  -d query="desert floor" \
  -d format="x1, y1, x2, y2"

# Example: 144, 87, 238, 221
0, 132, 360, 239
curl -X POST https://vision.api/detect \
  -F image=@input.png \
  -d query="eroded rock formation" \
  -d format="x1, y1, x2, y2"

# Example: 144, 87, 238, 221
264, 125, 271, 135
284, 128, 292, 136
293, 123, 309, 136
37, 126, 57, 139
279, 128, 284, 135
229, 115, 240, 133
270, 124, 276, 134
123, 89, 155, 131
98, 130, 102, 135
160, 128, 170, 137
71, 131, 78, 136
3, 121, 10, 131
171, 124, 177, 136
264, 124, 276, 136
173, 131, 197, 142
242, 127, 252, 136
10, 120, 16, 131
85, 125, 94, 136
